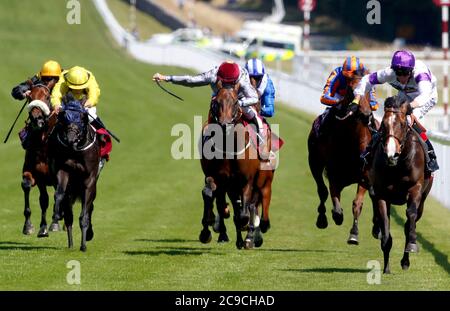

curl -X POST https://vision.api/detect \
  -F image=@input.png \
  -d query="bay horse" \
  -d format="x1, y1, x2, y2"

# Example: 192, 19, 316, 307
21, 80, 60, 236
369, 96, 433, 273
199, 81, 274, 249
49, 97, 100, 251
308, 79, 379, 245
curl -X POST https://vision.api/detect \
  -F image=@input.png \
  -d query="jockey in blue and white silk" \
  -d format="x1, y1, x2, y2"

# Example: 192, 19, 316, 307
245, 58, 276, 117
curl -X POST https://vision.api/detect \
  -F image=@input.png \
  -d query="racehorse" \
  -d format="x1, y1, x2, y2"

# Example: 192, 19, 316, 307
369, 96, 433, 273
308, 79, 379, 245
20, 80, 60, 236
199, 81, 274, 249
49, 96, 100, 251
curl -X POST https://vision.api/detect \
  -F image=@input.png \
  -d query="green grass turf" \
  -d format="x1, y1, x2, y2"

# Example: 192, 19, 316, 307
0, 0, 448, 290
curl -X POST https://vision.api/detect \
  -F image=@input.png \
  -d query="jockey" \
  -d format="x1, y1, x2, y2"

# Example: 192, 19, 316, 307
11, 60, 62, 149
245, 58, 275, 117
152, 61, 267, 148
355, 50, 439, 172
319, 56, 378, 135
50, 66, 111, 170
11, 60, 62, 101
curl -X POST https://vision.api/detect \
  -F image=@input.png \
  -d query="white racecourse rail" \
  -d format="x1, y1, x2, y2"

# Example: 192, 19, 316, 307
93, 0, 450, 210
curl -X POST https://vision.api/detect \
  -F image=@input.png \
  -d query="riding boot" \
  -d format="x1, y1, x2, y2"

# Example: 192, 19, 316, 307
360, 131, 380, 167
319, 108, 332, 137
251, 116, 269, 160
411, 120, 439, 172
424, 139, 439, 172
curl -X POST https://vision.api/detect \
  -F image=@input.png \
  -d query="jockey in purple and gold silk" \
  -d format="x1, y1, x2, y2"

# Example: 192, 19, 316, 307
356, 50, 439, 172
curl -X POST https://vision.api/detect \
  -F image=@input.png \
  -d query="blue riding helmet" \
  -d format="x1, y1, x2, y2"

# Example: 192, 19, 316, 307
245, 58, 265, 77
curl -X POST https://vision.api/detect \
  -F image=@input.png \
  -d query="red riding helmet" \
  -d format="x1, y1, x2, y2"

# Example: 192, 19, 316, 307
217, 61, 240, 83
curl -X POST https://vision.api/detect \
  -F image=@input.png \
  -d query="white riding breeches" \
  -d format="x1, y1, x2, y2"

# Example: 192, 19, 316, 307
241, 106, 264, 134
86, 106, 97, 123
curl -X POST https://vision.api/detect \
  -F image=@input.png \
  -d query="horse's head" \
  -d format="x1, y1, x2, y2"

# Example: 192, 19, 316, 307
27, 99, 51, 130
211, 80, 242, 128
381, 96, 410, 166
28, 79, 56, 103
337, 77, 372, 119
57, 97, 89, 150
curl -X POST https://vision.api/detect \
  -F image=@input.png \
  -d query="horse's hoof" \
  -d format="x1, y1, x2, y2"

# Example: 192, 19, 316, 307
332, 210, 344, 226
22, 224, 34, 235
401, 260, 410, 270
253, 227, 263, 247
244, 239, 254, 250
49, 222, 61, 232
86, 225, 94, 241
383, 268, 391, 274
372, 226, 382, 240
37, 226, 49, 238
80, 245, 87, 252
199, 229, 212, 244
260, 220, 271, 233
405, 243, 419, 253
316, 214, 328, 229
217, 232, 229, 243
236, 240, 244, 249
347, 234, 359, 245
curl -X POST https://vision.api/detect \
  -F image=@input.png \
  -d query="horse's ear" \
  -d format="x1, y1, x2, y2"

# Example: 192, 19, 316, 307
216, 80, 223, 90
234, 82, 240, 93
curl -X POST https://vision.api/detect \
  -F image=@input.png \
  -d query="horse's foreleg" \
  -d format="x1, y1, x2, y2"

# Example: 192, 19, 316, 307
80, 180, 97, 252
215, 188, 229, 243
260, 180, 272, 234
330, 183, 344, 226
21, 172, 34, 235
378, 199, 392, 274
347, 184, 366, 245
53, 170, 69, 223
404, 184, 422, 254
37, 182, 49, 238
64, 201, 74, 249
240, 180, 253, 231
199, 177, 215, 244
308, 146, 328, 229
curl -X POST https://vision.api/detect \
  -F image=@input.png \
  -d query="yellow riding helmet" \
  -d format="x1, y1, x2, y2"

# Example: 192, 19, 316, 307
64, 66, 90, 90
40, 60, 62, 77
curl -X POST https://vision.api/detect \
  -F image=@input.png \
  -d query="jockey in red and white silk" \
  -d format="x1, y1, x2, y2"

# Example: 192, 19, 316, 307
153, 61, 265, 143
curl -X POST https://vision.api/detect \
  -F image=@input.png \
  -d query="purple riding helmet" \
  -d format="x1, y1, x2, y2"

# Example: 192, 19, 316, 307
391, 50, 415, 72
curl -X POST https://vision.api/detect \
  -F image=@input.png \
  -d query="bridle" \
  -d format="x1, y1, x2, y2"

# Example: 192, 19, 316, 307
382, 107, 410, 153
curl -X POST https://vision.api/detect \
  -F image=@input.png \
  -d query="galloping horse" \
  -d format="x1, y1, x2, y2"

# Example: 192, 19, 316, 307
21, 80, 60, 236
308, 80, 378, 245
200, 81, 274, 249
49, 97, 100, 251
369, 96, 433, 273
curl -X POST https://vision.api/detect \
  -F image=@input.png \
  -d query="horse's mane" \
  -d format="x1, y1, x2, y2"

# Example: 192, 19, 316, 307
384, 96, 404, 109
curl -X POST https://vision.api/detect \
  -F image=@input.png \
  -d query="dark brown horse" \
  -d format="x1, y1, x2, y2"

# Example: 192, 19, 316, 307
21, 80, 60, 236
49, 97, 100, 251
369, 96, 433, 273
199, 81, 274, 249
308, 80, 378, 245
